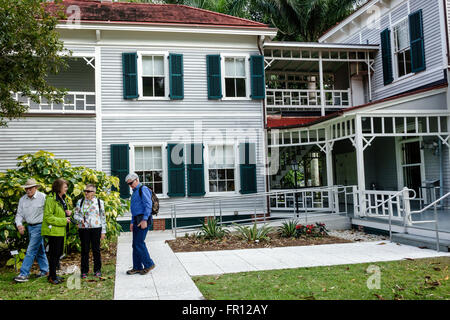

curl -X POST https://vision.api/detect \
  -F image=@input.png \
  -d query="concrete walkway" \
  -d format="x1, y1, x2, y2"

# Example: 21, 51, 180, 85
114, 231, 450, 300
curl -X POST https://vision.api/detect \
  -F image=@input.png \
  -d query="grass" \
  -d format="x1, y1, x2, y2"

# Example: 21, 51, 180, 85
0, 239, 117, 300
193, 257, 450, 300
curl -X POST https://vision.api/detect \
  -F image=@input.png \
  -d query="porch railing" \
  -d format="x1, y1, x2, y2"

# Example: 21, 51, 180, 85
12, 91, 96, 113
362, 189, 414, 221
266, 88, 351, 110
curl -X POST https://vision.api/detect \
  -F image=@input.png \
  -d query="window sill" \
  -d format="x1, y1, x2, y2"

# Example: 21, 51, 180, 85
204, 192, 240, 198
221, 97, 251, 101
137, 97, 170, 101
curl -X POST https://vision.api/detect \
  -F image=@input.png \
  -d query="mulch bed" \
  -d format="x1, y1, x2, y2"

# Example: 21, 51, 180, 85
166, 233, 353, 253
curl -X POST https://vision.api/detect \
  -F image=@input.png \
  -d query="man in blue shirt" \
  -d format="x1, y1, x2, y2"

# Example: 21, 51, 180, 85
125, 173, 155, 275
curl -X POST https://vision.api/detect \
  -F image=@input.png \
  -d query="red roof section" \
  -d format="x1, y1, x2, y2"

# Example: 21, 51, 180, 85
266, 116, 321, 129
45, 0, 269, 28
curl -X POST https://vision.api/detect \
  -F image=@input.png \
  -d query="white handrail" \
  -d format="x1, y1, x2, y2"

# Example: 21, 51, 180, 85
364, 188, 416, 213
409, 192, 450, 215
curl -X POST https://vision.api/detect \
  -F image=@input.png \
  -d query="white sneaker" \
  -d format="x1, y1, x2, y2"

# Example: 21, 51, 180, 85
14, 275, 29, 282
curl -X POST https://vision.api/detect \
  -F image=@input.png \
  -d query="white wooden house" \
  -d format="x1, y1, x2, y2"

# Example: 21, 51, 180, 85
265, 0, 450, 239
1, 0, 450, 235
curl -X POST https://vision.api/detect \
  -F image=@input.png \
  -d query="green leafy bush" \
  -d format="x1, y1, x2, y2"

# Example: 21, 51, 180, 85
295, 222, 328, 238
233, 222, 273, 242
0, 150, 128, 254
278, 219, 299, 238
197, 217, 229, 240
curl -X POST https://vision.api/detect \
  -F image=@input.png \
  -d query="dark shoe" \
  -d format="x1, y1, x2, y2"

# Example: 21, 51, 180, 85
94, 272, 102, 278
140, 264, 155, 275
80, 273, 88, 279
48, 278, 62, 285
14, 275, 29, 283
126, 269, 140, 275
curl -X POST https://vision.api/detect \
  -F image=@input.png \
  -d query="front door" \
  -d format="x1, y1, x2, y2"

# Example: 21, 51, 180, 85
400, 140, 423, 197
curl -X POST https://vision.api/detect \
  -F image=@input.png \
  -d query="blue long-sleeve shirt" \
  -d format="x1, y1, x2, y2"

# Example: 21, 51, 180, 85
130, 184, 153, 221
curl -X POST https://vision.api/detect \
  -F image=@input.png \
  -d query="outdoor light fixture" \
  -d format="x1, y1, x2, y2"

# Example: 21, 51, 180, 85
291, 160, 299, 172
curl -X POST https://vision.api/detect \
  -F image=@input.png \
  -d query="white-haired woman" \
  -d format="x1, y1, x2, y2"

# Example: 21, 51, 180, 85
73, 184, 106, 278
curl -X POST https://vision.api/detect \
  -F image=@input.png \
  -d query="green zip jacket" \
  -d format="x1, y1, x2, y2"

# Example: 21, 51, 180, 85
41, 193, 70, 237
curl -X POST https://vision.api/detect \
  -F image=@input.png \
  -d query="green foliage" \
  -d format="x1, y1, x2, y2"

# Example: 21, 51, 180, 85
0, 150, 127, 253
278, 219, 299, 238
233, 222, 273, 242
197, 217, 229, 240
0, 0, 71, 127
282, 169, 304, 188
6, 249, 27, 270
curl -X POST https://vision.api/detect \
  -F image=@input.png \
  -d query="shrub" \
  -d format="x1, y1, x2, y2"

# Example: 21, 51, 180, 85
295, 222, 328, 238
278, 219, 299, 238
0, 150, 128, 254
197, 217, 229, 240
233, 222, 273, 242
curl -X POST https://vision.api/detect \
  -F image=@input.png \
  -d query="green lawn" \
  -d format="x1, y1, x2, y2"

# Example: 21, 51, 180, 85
0, 241, 117, 300
193, 257, 450, 300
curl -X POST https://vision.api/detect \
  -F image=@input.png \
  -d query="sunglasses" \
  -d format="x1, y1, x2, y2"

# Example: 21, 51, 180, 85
127, 179, 137, 186
84, 190, 95, 193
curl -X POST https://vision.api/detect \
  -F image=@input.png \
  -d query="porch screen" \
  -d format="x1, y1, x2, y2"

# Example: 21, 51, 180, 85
122, 52, 139, 99
409, 10, 426, 73
169, 53, 184, 99
250, 55, 265, 99
206, 55, 222, 99
110, 144, 130, 198
187, 144, 205, 196
167, 143, 186, 197
380, 28, 394, 85
239, 142, 257, 194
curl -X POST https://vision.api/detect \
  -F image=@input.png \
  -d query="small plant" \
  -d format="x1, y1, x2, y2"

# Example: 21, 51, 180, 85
295, 222, 328, 238
233, 222, 273, 242
278, 219, 299, 238
198, 217, 229, 240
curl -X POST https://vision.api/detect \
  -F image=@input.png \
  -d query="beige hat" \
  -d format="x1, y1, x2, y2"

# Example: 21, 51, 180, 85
21, 178, 40, 189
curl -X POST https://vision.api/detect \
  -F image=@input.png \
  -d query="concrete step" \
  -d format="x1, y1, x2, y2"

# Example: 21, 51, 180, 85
391, 233, 450, 252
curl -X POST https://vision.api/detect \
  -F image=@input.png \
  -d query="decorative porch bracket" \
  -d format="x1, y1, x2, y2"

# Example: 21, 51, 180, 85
362, 136, 376, 151
83, 57, 95, 69
438, 135, 450, 148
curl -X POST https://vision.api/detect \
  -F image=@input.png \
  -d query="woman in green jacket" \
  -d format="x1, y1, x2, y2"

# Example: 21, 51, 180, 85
41, 178, 71, 285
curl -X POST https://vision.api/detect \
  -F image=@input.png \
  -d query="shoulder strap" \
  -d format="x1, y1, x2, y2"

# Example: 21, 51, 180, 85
97, 198, 102, 211
139, 185, 143, 198
80, 198, 84, 208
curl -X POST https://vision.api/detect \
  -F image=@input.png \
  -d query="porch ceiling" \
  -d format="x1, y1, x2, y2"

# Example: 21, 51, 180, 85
263, 41, 380, 52
266, 60, 347, 73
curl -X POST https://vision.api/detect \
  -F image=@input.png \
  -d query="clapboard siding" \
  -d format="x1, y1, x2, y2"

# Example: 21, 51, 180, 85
0, 117, 96, 171
340, 0, 445, 101
101, 47, 262, 114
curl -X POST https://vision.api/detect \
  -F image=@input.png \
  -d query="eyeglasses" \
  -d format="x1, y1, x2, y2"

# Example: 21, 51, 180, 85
127, 179, 137, 186
84, 190, 95, 193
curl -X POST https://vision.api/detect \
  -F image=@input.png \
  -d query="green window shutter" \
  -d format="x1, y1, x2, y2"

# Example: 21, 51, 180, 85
187, 144, 205, 196
110, 144, 130, 198
122, 52, 138, 99
169, 53, 184, 99
409, 9, 426, 73
239, 142, 257, 194
250, 55, 265, 99
380, 28, 393, 85
206, 54, 222, 99
167, 143, 186, 197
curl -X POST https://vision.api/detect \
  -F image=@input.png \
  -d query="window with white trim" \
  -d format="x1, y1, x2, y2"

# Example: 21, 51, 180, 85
393, 20, 412, 78
134, 146, 163, 194
208, 145, 235, 192
141, 55, 165, 97
224, 57, 247, 97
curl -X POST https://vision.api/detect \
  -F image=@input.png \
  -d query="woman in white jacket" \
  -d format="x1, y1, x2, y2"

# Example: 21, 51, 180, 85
73, 184, 106, 279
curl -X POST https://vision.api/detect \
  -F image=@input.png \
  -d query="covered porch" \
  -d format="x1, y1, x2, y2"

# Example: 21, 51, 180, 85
11, 52, 97, 114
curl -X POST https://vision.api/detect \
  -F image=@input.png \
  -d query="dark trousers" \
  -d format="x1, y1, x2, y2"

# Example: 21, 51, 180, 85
132, 216, 154, 270
78, 228, 102, 274
47, 236, 64, 281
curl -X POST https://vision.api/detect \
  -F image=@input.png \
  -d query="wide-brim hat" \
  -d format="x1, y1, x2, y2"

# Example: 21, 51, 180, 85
21, 178, 40, 189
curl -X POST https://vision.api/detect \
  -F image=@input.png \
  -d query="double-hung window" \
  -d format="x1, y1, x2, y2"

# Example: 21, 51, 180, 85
134, 146, 163, 194
141, 54, 166, 97
224, 57, 247, 98
393, 19, 412, 78
207, 145, 236, 193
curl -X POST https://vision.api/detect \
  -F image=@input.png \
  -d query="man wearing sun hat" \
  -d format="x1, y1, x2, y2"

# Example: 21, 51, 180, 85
13, 178, 49, 282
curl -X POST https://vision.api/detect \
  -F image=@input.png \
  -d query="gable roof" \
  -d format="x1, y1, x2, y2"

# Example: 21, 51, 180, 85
45, 0, 270, 29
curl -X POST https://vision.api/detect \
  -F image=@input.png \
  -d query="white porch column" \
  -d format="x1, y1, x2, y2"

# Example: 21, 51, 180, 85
354, 114, 366, 214
325, 127, 334, 187
319, 51, 325, 116
95, 45, 103, 171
